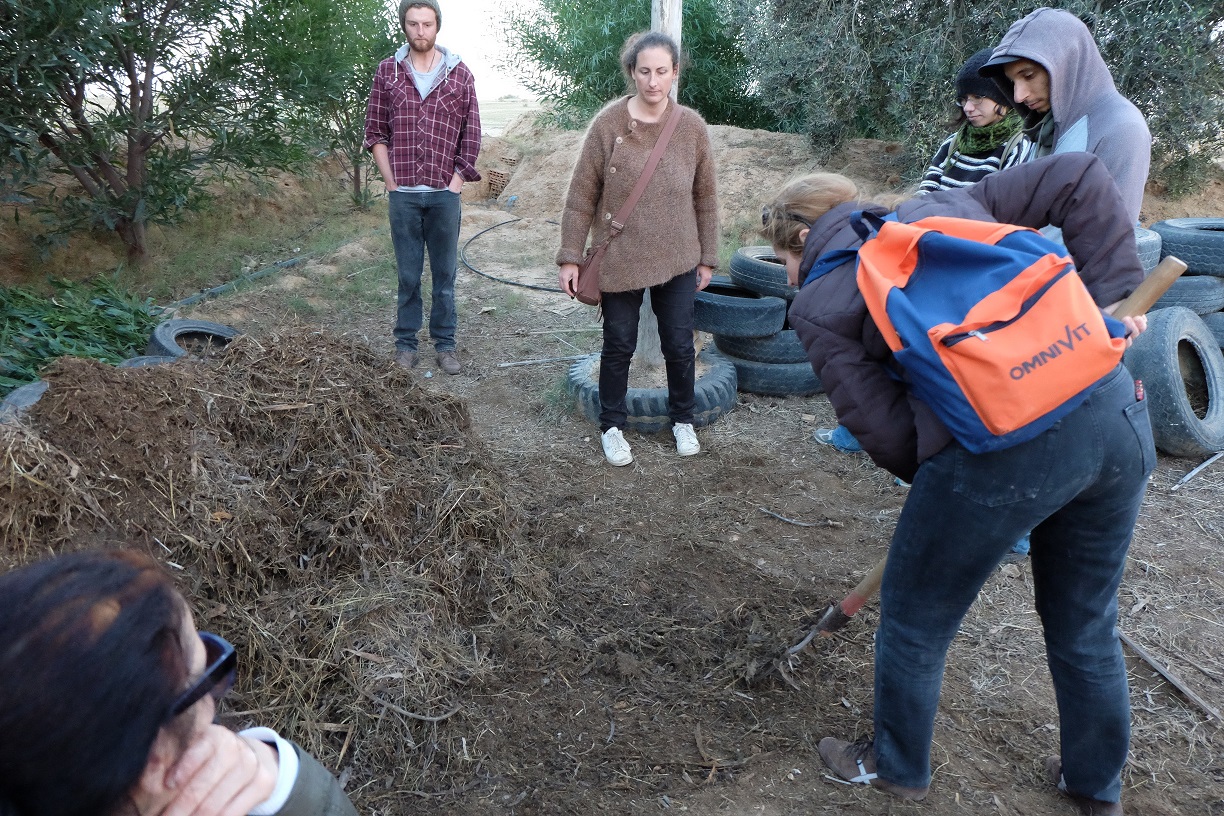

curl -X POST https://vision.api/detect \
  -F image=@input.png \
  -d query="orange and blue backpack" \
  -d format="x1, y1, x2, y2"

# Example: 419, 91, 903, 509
805, 211, 1128, 453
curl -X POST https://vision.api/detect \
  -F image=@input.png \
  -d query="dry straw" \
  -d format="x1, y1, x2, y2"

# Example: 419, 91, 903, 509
0, 329, 551, 809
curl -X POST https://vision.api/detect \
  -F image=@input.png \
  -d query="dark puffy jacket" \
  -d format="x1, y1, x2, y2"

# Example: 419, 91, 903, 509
788, 153, 1142, 481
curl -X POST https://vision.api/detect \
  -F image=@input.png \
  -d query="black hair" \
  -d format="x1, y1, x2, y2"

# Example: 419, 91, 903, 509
0, 551, 189, 816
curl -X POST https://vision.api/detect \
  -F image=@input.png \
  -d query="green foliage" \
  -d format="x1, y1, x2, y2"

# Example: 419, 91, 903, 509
499, 0, 779, 130
1089, 2, 1224, 194
244, 0, 399, 208
742, 0, 1224, 192
0, 276, 164, 395
0, 0, 360, 258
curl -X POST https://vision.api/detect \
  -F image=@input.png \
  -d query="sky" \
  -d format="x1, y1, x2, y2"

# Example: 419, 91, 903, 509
433, 0, 535, 101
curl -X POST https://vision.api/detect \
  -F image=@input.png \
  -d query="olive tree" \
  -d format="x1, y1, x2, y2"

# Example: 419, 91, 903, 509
742, 0, 1223, 192
246, 0, 398, 208
499, 0, 778, 129
0, 0, 351, 258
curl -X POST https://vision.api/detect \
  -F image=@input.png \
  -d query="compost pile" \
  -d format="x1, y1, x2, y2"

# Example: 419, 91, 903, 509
0, 329, 550, 810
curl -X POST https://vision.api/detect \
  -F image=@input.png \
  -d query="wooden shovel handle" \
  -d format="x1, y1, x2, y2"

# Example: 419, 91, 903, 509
1112, 255, 1187, 319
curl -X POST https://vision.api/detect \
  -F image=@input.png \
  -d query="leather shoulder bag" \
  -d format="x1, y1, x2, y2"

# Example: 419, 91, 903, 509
573, 103, 683, 306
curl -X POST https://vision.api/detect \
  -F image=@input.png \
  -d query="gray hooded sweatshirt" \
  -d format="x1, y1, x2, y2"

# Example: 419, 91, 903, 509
982, 7, 1150, 223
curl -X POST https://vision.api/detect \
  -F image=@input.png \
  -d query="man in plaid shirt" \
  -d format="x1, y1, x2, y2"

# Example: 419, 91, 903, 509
364, 0, 481, 375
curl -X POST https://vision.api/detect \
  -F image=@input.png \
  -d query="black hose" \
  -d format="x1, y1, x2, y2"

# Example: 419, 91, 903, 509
460, 217, 564, 294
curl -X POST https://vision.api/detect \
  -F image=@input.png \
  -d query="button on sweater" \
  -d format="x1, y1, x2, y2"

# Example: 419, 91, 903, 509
556, 98, 719, 292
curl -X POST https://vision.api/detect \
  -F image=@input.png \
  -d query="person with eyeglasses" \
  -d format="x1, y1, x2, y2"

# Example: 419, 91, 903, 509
0, 550, 357, 816
916, 48, 1032, 195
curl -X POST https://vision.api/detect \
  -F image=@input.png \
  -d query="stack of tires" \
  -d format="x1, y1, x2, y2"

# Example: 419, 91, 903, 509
1124, 219, 1224, 458
693, 247, 821, 397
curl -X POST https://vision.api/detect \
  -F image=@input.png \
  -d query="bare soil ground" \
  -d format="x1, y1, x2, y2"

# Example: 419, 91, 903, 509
6, 122, 1224, 814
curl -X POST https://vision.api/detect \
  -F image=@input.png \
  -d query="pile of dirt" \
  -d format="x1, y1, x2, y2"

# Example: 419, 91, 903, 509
0, 330, 551, 809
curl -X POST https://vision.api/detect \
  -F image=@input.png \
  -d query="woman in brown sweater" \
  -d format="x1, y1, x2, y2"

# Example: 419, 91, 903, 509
557, 31, 719, 467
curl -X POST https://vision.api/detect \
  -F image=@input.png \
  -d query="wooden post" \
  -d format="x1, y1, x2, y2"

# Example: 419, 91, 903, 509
636, 0, 685, 370
653, 0, 683, 95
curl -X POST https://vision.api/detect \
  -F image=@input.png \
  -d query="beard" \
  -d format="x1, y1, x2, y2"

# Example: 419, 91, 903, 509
408, 33, 437, 54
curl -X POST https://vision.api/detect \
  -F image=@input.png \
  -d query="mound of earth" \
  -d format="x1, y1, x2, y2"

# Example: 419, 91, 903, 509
0, 330, 551, 809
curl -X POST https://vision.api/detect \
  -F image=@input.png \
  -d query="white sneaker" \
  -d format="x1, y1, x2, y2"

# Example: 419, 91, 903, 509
672, 422, 700, 456
601, 427, 633, 466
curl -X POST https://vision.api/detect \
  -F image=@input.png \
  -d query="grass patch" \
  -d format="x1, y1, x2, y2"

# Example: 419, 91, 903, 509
720, 211, 766, 268
537, 373, 577, 424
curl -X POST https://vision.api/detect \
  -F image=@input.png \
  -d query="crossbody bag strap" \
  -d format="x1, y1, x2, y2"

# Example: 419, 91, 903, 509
608, 101, 683, 237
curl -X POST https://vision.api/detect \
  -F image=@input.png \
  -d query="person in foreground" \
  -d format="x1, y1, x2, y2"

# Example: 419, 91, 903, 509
0, 550, 357, 816
557, 31, 719, 466
762, 153, 1155, 816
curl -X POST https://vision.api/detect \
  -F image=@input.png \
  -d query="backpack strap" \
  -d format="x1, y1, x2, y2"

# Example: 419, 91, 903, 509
802, 211, 898, 288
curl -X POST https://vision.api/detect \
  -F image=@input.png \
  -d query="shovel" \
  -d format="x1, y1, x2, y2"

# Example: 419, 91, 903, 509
753, 255, 1188, 684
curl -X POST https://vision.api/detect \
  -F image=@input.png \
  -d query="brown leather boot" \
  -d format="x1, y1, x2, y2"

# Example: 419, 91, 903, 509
436, 350, 461, 375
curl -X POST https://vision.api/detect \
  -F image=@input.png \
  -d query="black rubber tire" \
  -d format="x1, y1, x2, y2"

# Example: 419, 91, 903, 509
1151, 218, 1224, 276
719, 349, 823, 397
1151, 275, 1224, 315
146, 319, 240, 358
565, 348, 738, 434
713, 328, 809, 364
1135, 226, 1161, 274
1202, 312, 1224, 349
693, 276, 787, 339
728, 246, 797, 301
1123, 307, 1224, 458
0, 380, 49, 420
118, 355, 178, 368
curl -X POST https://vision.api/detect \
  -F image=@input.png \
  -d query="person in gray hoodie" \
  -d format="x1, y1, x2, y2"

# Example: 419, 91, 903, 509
980, 7, 1150, 225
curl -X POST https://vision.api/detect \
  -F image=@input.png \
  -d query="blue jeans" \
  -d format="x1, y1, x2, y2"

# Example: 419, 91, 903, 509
598, 270, 697, 431
388, 189, 461, 352
872, 365, 1154, 803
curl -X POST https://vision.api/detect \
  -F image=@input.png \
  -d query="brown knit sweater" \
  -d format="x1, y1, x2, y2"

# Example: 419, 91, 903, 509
556, 97, 719, 292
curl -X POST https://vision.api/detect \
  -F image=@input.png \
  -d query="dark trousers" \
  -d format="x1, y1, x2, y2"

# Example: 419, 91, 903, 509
872, 365, 1155, 803
388, 189, 461, 352
598, 270, 697, 432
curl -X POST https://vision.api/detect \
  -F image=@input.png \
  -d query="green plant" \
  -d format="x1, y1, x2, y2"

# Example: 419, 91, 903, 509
538, 374, 578, 423
498, 0, 779, 130
0, 276, 163, 395
741, 0, 1224, 192
248, 0, 399, 208
0, 0, 394, 259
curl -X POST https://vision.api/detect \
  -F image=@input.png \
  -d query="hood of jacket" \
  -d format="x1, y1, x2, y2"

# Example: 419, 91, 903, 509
981, 8, 1117, 136
394, 44, 462, 74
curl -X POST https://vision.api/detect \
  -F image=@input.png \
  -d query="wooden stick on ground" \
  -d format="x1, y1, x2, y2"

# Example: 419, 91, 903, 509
1172, 450, 1224, 491
496, 354, 587, 368
1117, 628, 1223, 723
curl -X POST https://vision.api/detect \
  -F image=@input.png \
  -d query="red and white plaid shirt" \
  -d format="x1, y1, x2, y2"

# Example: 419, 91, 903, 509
363, 50, 482, 189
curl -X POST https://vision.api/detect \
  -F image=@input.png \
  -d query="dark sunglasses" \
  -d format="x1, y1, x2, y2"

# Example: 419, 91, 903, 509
169, 632, 237, 717
761, 205, 811, 229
